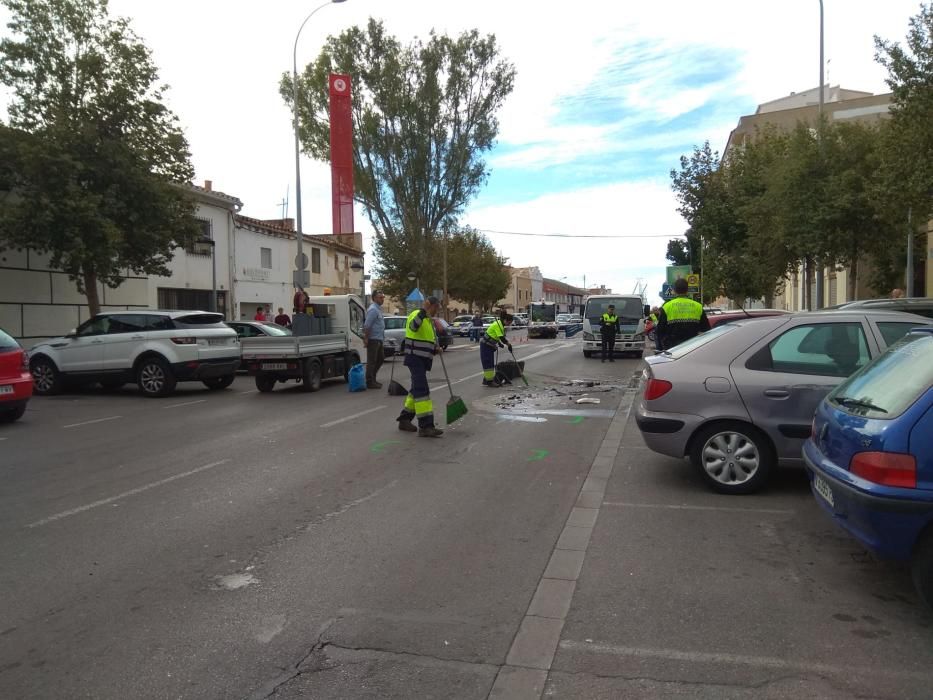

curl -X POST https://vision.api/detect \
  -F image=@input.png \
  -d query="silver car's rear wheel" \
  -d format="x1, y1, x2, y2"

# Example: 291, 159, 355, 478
690, 422, 774, 494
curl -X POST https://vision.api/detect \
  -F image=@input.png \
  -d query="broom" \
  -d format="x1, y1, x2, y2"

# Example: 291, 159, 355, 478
508, 345, 529, 386
386, 353, 408, 396
437, 349, 468, 425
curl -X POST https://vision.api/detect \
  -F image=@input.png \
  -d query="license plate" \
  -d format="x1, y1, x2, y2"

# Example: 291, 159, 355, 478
813, 474, 834, 507
262, 362, 287, 371
0, 385, 12, 395
208, 338, 229, 346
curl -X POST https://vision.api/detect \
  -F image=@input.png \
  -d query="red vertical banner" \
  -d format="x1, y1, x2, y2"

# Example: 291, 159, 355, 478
329, 73, 354, 235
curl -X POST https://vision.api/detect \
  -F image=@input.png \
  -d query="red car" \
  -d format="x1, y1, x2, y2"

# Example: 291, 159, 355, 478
0, 327, 33, 422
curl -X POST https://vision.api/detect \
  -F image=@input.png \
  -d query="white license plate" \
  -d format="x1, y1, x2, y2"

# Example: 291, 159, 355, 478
208, 338, 229, 346
0, 385, 13, 395
262, 363, 287, 371
813, 474, 835, 507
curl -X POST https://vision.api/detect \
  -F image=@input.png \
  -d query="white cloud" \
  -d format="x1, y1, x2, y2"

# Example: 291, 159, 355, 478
1, 0, 923, 306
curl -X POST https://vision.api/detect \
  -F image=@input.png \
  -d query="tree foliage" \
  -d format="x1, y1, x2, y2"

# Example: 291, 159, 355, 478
281, 18, 516, 297
0, 0, 197, 315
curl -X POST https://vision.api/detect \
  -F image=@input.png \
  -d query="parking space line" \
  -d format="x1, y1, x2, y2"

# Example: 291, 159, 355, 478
27, 458, 232, 528
602, 501, 795, 515
320, 405, 386, 428
162, 399, 207, 410
238, 390, 258, 395
63, 415, 122, 429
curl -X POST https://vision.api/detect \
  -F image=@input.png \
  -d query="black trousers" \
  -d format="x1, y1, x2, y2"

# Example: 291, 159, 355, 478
366, 340, 384, 385
601, 331, 616, 359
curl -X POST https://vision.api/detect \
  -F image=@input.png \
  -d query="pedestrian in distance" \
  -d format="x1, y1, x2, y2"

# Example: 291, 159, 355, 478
253, 306, 265, 322
362, 290, 386, 389
481, 310, 512, 387
470, 312, 483, 343
890, 288, 906, 299
395, 296, 444, 438
273, 307, 291, 328
293, 284, 309, 314
656, 278, 710, 351
264, 305, 273, 322
600, 304, 620, 362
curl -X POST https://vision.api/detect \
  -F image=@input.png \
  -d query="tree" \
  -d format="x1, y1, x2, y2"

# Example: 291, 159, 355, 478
665, 229, 701, 270
281, 18, 516, 286
0, 0, 198, 315
874, 3, 933, 294
445, 227, 511, 311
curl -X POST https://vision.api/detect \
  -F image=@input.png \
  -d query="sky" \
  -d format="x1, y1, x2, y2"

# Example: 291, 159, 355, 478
0, 0, 925, 304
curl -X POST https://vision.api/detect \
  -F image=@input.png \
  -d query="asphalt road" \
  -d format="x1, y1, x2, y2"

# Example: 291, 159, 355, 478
1, 334, 931, 699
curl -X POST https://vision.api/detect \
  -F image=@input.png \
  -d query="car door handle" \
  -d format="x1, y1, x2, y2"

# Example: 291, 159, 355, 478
764, 389, 790, 399
131, 335, 145, 340
90, 340, 103, 344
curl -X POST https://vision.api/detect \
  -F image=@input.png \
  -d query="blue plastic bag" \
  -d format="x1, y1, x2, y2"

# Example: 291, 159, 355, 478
348, 363, 366, 392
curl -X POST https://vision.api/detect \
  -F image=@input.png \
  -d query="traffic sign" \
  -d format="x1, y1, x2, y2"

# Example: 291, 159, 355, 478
687, 273, 700, 288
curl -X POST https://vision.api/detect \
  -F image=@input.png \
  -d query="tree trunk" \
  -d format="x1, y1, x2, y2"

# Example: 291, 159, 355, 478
83, 269, 101, 317
848, 260, 858, 301
764, 290, 774, 308
803, 259, 812, 311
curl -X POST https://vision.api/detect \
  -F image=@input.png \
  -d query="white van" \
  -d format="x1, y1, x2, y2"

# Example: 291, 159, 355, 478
581, 295, 647, 358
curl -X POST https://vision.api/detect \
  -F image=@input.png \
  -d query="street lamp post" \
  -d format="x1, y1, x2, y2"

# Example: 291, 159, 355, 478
815, 0, 825, 309
292, 0, 348, 290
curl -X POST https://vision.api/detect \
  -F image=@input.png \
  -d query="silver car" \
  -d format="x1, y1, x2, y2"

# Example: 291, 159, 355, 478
636, 310, 933, 494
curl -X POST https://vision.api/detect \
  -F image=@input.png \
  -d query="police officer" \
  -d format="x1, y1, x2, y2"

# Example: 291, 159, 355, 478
481, 310, 512, 387
600, 304, 620, 362
656, 278, 709, 351
396, 296, 443, 437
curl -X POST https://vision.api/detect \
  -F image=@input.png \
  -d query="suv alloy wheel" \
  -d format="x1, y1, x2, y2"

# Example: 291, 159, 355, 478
137, 356, 177, 397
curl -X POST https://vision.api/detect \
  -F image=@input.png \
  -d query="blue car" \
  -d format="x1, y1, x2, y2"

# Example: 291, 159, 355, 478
803, 327, 933, 607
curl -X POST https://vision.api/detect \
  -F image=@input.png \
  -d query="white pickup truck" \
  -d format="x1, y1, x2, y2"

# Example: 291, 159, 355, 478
239, 294, 366, 392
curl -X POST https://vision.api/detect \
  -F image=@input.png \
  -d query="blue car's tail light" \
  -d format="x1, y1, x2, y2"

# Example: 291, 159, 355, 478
850, 451, 917, 488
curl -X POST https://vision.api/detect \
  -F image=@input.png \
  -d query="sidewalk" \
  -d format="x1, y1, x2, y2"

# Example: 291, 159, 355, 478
492, 384, 933, 699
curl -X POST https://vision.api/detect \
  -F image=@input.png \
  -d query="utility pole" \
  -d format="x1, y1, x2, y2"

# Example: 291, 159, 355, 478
906, 207, 914, 296
814, 0, 826, 309
442, 229, 449, 321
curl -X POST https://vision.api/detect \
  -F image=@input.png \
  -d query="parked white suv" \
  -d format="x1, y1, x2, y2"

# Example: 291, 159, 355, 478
29, 311, 240, 398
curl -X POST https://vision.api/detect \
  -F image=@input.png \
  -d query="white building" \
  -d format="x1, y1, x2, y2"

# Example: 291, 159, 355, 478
0, 182, 364, 343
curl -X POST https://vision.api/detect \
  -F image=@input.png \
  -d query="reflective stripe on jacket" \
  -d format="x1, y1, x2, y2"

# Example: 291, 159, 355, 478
404, 309, 437, 359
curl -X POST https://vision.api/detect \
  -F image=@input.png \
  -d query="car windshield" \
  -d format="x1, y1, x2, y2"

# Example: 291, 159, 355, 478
665, 324, 738, 359
174, 313, 226, 327
0, 328, 20, 350
585, 298, 643, 322
828, 331, 933, 418
385, 317, 407, 330
258, 323, 292, 336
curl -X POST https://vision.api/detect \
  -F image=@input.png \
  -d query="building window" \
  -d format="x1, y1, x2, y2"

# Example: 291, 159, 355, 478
260, 247, 272, 269
311, 248, 321, 274
158, 287, 226, 316
334, 252, 339, 270
829, 274, 838, 306
184, 219, 212, 256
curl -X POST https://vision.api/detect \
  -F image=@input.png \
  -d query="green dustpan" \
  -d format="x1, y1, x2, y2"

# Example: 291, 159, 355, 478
438, 351, 468, 424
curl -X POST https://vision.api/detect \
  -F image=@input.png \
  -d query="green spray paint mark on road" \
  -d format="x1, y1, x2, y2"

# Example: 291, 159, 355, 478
568, 416, 584, 425
528, 449, 549, 462
371, 440, 402, 453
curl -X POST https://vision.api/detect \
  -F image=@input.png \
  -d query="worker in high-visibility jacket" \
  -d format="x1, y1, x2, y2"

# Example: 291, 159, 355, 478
600, 305, 620, 362
656, 278, 709, 351
396, 296, 444, 437
481, 310, 512, 387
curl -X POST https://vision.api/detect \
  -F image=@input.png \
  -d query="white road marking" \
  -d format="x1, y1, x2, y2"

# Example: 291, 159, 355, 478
62, 415, 122, 429
558, 640, 932, 682
320, 405, 386, 428
602, 501, 795, 515
162, 399, 207, 410
312, 480, 398, 525
239, 390, 258, 395
0, 437, 7, 441
27, 458, 231, 528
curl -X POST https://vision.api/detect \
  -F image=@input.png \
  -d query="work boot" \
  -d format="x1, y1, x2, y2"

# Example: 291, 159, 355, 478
482, 379, 501, 388
418, 426, 444, 438
397, 419, 418, 432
